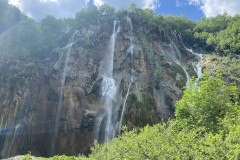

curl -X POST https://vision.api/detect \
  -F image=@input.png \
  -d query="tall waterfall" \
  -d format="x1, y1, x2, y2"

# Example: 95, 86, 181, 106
97, 20, 120, 142
52, 30, 79, 153
118, 16, 136, 133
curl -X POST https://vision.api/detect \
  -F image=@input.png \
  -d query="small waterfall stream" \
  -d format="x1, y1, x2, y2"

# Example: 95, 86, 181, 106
98, 20, 120, 142
119, 81, 132, 133
8, 123, 21, 158
177, 33, 203, 84
52, 30, 79, 153
185, 47, 202, 83
168, 40, 190, 86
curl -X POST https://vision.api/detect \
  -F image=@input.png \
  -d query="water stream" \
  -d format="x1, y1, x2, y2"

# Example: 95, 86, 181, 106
177, 34, 203, 84
118, 16, 136, 133
184, 47, 202, 83
8, 123, 21, 158
168, 42, 190, 86
52, 30, 79, 153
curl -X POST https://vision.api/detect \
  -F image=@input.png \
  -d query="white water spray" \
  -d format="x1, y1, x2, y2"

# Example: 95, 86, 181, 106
168, 42, 190, 86
184, 47, 202, 83
98, 20, 120, 142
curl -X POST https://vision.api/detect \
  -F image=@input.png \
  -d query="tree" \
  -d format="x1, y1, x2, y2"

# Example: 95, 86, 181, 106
175, 72, 239, 132
40, 15, 65, 54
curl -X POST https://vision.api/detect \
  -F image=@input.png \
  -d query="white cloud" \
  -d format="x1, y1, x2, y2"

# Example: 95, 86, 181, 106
176, 0, 188, 8
93, 0, 161, 10
188, 0, 201, 6
188, 0, 240, 17
176, 0, 181, 7
9, 0, 89, 20
8, 0, 161, 20
40, 0, 58, 2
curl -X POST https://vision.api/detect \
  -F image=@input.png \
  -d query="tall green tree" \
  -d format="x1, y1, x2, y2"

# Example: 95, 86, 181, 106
175, 72, 239, 132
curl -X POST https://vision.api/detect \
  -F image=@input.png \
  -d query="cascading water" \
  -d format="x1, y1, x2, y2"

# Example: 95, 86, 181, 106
169, 39, 181, 59
8, 123, 21, 158
118, 16, 137, 133
118, 81, 132, 133
52, 30, 79, 153
97, 20, 120, 142
177, 33, 202, 84
168, 42, 190, 86
185, 47, 202, 83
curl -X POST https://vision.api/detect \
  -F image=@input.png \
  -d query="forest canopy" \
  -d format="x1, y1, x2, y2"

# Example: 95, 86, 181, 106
0, 1, 240, 58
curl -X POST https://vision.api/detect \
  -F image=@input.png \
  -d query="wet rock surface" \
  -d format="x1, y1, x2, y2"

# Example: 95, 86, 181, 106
0, 17, 200, 158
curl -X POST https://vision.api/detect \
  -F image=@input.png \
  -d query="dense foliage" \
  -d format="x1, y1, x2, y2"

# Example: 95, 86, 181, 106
194, 13, 240, 55
1, 1, 239, 57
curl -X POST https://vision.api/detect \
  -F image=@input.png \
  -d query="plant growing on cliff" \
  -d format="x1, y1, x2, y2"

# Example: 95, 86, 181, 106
154, 69, 164, 90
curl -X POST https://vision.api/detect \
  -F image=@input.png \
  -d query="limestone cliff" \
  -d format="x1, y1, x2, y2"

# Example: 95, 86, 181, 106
0, 15, 201, 158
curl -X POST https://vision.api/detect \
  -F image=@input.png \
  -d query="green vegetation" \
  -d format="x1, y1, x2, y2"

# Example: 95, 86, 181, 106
153, 69, 164, 90
203, 54, 240, 86
6, 154, 88, 160
1, 1, 239, 58
169, 64, 186, 79
194, 14, 240, 55
0, 2, 116, 58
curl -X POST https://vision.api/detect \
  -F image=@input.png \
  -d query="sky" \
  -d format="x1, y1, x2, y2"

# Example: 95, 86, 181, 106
8, 0, 240, 21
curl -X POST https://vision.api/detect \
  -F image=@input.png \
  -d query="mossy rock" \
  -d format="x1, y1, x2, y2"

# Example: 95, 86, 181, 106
126, 93, 138, 111
161, 62, 171, 68
176, 78, 186, 90
154, 69, 164, 90
169, 64, 186, 79
122, 90, 155, 128
135, 92, 155, 127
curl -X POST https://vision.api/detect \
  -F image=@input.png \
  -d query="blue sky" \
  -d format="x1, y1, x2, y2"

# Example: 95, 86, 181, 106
156, 0, 204, 21
8, 0, 240, 21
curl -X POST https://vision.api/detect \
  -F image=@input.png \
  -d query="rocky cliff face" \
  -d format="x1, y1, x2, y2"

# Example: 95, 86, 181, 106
0, 16, 200, 158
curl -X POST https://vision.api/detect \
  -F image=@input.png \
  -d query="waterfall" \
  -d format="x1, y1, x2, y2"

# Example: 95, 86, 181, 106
118, 16, 137, 133
118, 81, 132, 133
177, 33, 202, 84
168, 42, 190, 86
8, 123, 21, 158
52, 30, 79, 153
185, 47, 202, 83
169, 40, 181, 59
98, 20, 120, 142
